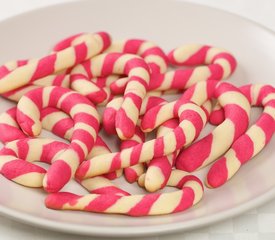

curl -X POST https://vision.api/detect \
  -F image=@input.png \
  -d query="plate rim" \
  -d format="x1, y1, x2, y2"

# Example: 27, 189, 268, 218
0, 0, 275, 236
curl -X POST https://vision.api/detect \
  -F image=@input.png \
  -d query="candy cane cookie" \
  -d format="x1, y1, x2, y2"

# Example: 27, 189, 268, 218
76, 99, 208, 179
206, 84, 275, 188
45, 171, 203, 216
0, 138, 68, 187
16, 86, 100, 192
70, 53, 150, 139
110, 44, 237, 94
176, 82, 251, 172
0, 32, 111, 94
167, 44, 236, 79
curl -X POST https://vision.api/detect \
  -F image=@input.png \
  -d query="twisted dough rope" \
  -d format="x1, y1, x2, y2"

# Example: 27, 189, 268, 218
76, 99, 208, 179
16, 86, 100, 192
109, 44, 237, 94
175, 82, 251, 172
206, 84, 275, 188
45, 170, 203, 216
0, 32, 111, 94
70, 53, 150, 140
0, 138, 68, 187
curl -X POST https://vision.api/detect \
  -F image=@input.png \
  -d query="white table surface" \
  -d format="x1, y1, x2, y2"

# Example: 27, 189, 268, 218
0, 0, 275, 239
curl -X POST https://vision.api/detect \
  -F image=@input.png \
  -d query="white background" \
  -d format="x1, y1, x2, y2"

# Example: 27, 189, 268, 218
0, 0, 275, 239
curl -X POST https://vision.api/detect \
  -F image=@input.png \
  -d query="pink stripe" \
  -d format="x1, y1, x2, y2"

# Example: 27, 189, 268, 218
75, 161, 90, 180
123, 92, 142, 108
53, 33, 83, 51
52, 75, 66, 86
101, 53, 121, 76
86, 88, 107, 104
173, 188, 194, 213
171, 69, 193, 89
207, 157, 229, 188
96, 32, 111, 51
103, 108, 117, 135
208, 64, 223, 80
40, 141, 68, 164
124, 167, 139, 183
154, 137, 164, 157
84, 194, 121, 212
16, 139, 29, 159
1, 160, 46, 179
30, 54, 57, 81
224, 104, 249, 141
124, 58, 149, 76
74, 43, 88, 65
51, 118, 74, 139
141, 105, 164, 130
142, 47, 168, 62
148, 73, 164, 90
123, 39, 143, 53
174, 127, 186, 149
115, 108, 136, 138
91, 186, 130, 196
179, 109, 204, 138
128, 193, 161, 216
176, 134, 213, 172
256, 113, 275, 144
130, 143, 142, 166
0, 65, 10, 78
44, 160, 72, 193
212, 52, 237, 73
0, 124, 26, 143
109, 153, 122, 172
232, 134, 254, 164
45, 192, 81, 209
175, 45, 210, 65
16, 110, 36, 137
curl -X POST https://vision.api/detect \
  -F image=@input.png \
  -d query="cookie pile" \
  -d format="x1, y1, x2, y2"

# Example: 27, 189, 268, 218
0, 32, 274, 216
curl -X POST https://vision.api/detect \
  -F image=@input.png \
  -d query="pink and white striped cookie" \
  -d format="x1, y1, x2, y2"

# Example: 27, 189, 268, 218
0, 32, 111, 94
46, 170, 203, 216
176, 81, 251, 172
206, 84, 275, 188
0, 138, 68, 187
16, 86, 100, 192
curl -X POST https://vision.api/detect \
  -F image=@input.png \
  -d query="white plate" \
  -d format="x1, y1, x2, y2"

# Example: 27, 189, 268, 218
0, 0, 275, 237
